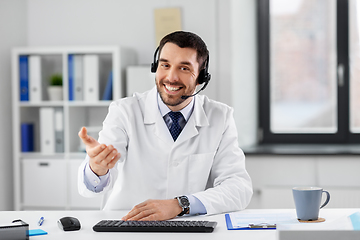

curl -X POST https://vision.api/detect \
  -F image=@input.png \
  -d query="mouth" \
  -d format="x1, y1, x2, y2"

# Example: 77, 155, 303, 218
164, 84, 183, 94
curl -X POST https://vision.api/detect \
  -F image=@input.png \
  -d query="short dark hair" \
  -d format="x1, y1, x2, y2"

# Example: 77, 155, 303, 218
158, 31, 209, 72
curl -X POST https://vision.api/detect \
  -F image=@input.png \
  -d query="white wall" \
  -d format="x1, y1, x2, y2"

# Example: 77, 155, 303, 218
0, 0, 27, 210
26, 0, 219, 100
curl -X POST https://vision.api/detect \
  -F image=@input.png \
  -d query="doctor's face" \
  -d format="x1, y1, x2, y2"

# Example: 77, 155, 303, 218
155, 42, 200, 112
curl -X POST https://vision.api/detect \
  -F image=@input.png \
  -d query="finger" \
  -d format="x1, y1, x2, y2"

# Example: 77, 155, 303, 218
79, 127, 99, 148
87, 144, 106, 159
96, 145, 119, 166
136, 214, 158, 221
106, 153, 121, 169
122, 202, 149, 220
127, 209, 155, 221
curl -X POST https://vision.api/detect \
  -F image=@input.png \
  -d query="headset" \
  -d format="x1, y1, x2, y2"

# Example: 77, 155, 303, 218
151, 46, 211, 85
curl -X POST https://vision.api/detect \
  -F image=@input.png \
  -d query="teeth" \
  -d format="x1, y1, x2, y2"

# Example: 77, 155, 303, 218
165, 85, 180, 91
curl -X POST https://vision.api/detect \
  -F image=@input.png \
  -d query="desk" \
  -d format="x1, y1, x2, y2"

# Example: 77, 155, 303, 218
1, 208, 358, 240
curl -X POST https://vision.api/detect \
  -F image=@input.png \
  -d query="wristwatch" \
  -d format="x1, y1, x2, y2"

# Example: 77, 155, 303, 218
175, 196, 190, 216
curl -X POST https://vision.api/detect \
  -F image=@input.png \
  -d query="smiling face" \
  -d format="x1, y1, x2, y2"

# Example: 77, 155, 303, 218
155, 42, 200, 112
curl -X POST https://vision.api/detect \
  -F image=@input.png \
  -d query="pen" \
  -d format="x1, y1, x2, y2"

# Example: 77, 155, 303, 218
38, 217, 44, 226
249, 223, 276, 229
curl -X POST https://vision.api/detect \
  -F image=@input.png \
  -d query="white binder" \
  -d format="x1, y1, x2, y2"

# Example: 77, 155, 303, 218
83, 55, 99, 102
54, 108, 64, 153
29, 55, 42, 102
40, 107, 55, 154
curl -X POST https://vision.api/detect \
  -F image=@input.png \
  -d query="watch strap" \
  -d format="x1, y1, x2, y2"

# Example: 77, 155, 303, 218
178, 207, 189, 216
175, 196, 190, 216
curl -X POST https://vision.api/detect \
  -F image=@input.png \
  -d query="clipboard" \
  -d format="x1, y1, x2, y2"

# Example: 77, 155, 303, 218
225, 213, 276, 230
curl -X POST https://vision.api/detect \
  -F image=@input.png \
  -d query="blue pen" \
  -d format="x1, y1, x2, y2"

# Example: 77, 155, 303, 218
38, 217, 44, 226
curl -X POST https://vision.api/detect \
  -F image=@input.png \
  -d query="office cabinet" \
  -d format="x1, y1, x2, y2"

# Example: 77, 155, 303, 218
246, 155, 360, 209
22, 159, 66, 208
12, 46, 136, 210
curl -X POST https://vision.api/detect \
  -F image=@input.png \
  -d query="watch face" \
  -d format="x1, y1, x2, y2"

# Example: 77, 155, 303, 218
180, 197, 189, 207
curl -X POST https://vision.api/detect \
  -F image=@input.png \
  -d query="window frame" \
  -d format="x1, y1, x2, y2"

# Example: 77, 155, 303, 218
257, 0, 360, 144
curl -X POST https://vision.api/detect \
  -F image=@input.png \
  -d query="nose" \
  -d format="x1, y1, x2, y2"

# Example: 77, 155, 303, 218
166, 67, 179, 83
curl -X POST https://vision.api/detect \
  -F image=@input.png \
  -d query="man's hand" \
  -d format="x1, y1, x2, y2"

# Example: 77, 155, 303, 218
121, 199, 182, 221
78, 127, 121, 176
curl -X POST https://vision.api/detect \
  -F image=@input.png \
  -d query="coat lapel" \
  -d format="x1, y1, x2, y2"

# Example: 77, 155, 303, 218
175, 95, 209, 145
143, 87, 173, 145
143, 87, 210, 146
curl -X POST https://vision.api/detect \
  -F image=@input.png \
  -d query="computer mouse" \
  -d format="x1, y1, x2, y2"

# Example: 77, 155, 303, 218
58, 216, 81, 231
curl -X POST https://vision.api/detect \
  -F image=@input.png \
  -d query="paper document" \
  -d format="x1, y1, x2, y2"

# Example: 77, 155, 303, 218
229, 212, 296, 228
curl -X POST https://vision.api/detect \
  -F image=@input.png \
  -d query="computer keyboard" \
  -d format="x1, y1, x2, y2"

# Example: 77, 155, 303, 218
93, 220, 217, 233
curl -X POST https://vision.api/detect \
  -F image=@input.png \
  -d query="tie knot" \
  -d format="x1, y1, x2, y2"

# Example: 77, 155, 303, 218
168, 111, 183, 123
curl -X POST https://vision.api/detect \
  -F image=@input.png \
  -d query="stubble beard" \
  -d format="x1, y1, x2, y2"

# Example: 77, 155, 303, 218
156, 79, 196, 107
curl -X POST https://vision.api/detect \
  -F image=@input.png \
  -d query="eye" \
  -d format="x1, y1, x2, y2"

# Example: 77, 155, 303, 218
161, 63, 170, 68
180, 66, 190, 71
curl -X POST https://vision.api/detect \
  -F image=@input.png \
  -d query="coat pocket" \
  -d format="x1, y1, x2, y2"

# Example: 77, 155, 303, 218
188, 152, 216, 193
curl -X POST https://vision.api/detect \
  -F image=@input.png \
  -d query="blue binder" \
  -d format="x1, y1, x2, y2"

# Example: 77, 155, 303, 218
19, 56, 29, 101
21, 123, 34, 152
102, 71, 113, 100
68, 54, 74, 100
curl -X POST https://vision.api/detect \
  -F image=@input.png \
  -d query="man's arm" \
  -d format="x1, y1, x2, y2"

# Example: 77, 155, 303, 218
121, 195, 206, 221
83, 162, 110, 193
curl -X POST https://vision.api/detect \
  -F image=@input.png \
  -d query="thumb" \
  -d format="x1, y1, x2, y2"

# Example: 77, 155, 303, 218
78, 127, 99, 148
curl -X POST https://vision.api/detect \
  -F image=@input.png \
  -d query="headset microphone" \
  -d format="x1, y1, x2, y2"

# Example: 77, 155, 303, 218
181, 80, 210, 100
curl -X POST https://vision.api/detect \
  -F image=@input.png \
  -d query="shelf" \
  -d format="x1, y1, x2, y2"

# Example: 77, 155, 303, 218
19, 101, 112, 107
20, 152, 66, 159
12, 45, 136, 210
19, 101, 64, 107
67, 101, 112, 107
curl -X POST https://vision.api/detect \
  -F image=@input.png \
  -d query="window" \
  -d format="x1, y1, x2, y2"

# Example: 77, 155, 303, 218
258, 0, 360, 143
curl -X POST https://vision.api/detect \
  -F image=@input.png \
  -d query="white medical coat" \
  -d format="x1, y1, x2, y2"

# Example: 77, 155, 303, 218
78, 87, 253, 215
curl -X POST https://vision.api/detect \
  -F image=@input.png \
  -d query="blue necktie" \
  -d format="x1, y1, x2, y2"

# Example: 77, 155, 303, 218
168, 111, 183, 141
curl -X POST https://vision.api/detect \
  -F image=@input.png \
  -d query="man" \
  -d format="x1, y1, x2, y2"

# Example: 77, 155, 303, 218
78, 31, 252, 221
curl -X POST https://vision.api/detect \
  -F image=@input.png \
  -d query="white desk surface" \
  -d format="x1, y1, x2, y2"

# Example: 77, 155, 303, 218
1, 208, 358, 240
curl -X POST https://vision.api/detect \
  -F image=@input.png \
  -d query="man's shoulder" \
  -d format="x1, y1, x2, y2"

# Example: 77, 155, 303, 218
198, 94, 233, 114
111, 89, 152, 108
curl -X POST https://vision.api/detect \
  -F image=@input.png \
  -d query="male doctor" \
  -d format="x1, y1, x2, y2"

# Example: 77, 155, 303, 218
78, 31, 253, 221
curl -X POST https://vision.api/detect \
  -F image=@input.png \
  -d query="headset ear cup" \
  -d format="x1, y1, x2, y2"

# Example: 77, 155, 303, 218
151, 61, 158, 73
197, 69, 205, 84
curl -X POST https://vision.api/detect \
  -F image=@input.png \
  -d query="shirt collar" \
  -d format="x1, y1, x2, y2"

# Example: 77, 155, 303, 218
157, 92, 194, 122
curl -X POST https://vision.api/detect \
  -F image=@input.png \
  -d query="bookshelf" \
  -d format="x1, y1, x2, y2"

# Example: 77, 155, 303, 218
12, 46, 136, 210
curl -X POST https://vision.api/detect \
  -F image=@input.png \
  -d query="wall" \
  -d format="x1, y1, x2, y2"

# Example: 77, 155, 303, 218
0, 0, 27, 210
27, 0, 219, 100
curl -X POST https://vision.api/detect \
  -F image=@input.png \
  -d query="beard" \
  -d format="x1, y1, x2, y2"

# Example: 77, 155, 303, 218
156, 78, 196, 107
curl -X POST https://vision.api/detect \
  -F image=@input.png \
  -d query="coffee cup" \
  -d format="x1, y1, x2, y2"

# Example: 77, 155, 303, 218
292, 187, 330, 221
